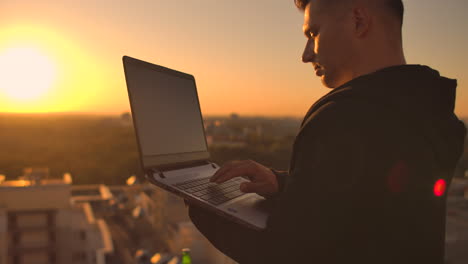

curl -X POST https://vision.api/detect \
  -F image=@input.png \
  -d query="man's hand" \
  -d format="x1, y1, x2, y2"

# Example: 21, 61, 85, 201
210, 160, 279, 198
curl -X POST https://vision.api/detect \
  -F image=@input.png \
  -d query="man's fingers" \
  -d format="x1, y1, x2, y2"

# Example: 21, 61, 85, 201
210, 160, 240, 182
210, 160, 249, 182
213, 167, 247, 183
213, 162, 255, 183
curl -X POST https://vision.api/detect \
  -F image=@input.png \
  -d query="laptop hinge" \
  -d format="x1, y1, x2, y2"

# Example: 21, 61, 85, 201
149, 168, 165, 179
149, 160, 215, 179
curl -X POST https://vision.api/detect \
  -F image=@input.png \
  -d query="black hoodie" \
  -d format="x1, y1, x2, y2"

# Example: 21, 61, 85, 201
265, 65, 466, 264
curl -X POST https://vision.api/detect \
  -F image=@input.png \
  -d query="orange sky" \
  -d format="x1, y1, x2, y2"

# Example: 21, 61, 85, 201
0, 0, 467, 117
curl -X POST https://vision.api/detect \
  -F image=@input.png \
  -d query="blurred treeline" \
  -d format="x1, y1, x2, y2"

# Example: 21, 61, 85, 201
0, 114, 466, 184
0, 114, 140, 184
0, 114, 298, 184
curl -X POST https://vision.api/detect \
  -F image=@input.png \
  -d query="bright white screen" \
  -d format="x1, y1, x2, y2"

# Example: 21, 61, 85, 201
126, 63, 207, 157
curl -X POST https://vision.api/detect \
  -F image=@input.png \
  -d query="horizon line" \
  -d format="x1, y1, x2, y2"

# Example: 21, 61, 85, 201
0, 111, 304, 119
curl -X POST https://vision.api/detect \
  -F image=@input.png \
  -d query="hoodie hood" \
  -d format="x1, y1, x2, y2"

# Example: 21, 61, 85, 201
341, 65, 466, 176
352, 65, 457, 117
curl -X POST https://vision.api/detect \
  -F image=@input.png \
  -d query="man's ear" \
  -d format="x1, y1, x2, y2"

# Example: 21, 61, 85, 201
352, 7, 371, 38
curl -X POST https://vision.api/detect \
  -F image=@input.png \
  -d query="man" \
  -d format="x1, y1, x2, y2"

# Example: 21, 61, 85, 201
189, 0, 466, 263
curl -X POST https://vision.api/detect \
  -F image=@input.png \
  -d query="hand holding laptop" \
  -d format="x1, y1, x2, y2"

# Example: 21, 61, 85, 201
210, 160, 279, 198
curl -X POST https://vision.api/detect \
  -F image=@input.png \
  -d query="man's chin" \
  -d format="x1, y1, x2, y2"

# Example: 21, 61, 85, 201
320, 76, 337, 89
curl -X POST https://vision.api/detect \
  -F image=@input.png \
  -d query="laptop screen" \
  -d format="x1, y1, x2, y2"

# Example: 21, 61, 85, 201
123, 56, 209, 169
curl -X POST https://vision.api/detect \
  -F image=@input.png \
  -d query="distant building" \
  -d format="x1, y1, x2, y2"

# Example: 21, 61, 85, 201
229, 113, 239, 120
0, 173, 113, 264
71, 184, 114, 213
120, 112, 133, 126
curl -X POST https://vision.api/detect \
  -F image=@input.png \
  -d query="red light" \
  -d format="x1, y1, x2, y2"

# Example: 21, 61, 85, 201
433, 179, 446, 197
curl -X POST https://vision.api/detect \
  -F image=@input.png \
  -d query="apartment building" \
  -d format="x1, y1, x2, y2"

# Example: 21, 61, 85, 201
0, 170, 113, 264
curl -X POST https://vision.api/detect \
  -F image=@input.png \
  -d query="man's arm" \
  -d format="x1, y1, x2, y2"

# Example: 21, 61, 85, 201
264, 104, 368, 263
204, 103, 369, 263
270, 168, 289, 194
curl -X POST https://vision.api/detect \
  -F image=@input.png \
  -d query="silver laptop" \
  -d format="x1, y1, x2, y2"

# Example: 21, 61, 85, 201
122, 56, 269, 230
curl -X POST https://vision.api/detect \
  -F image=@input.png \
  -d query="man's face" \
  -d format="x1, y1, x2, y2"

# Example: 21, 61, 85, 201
302, 1, 356, 88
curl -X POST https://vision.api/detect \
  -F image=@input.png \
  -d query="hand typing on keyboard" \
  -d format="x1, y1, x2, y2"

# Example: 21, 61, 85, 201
210, 160, 279, 198
177, 177, 247, 205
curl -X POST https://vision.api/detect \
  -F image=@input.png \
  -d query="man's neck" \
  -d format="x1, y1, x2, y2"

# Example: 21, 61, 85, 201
351, 48, 406, 81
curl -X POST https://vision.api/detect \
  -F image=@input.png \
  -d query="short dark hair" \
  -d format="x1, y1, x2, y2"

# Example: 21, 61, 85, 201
294, 0, 404, 26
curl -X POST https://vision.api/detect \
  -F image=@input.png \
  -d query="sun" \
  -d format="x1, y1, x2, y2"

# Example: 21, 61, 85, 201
0, 46, 57, 102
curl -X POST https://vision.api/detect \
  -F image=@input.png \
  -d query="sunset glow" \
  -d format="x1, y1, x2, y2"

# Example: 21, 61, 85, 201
0, 24, 107, 113
0, 46, 56, 101
0, 1, 465, 116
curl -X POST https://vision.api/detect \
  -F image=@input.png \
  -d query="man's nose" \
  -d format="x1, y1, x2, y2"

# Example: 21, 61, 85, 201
302, 40, 315, 63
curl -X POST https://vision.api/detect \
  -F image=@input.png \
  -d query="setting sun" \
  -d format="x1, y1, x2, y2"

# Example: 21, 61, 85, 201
0, 24, 110, 113
0, 46, 56, 102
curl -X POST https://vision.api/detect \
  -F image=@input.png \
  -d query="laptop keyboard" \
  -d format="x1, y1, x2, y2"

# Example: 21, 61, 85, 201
175, 176, 247, 205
